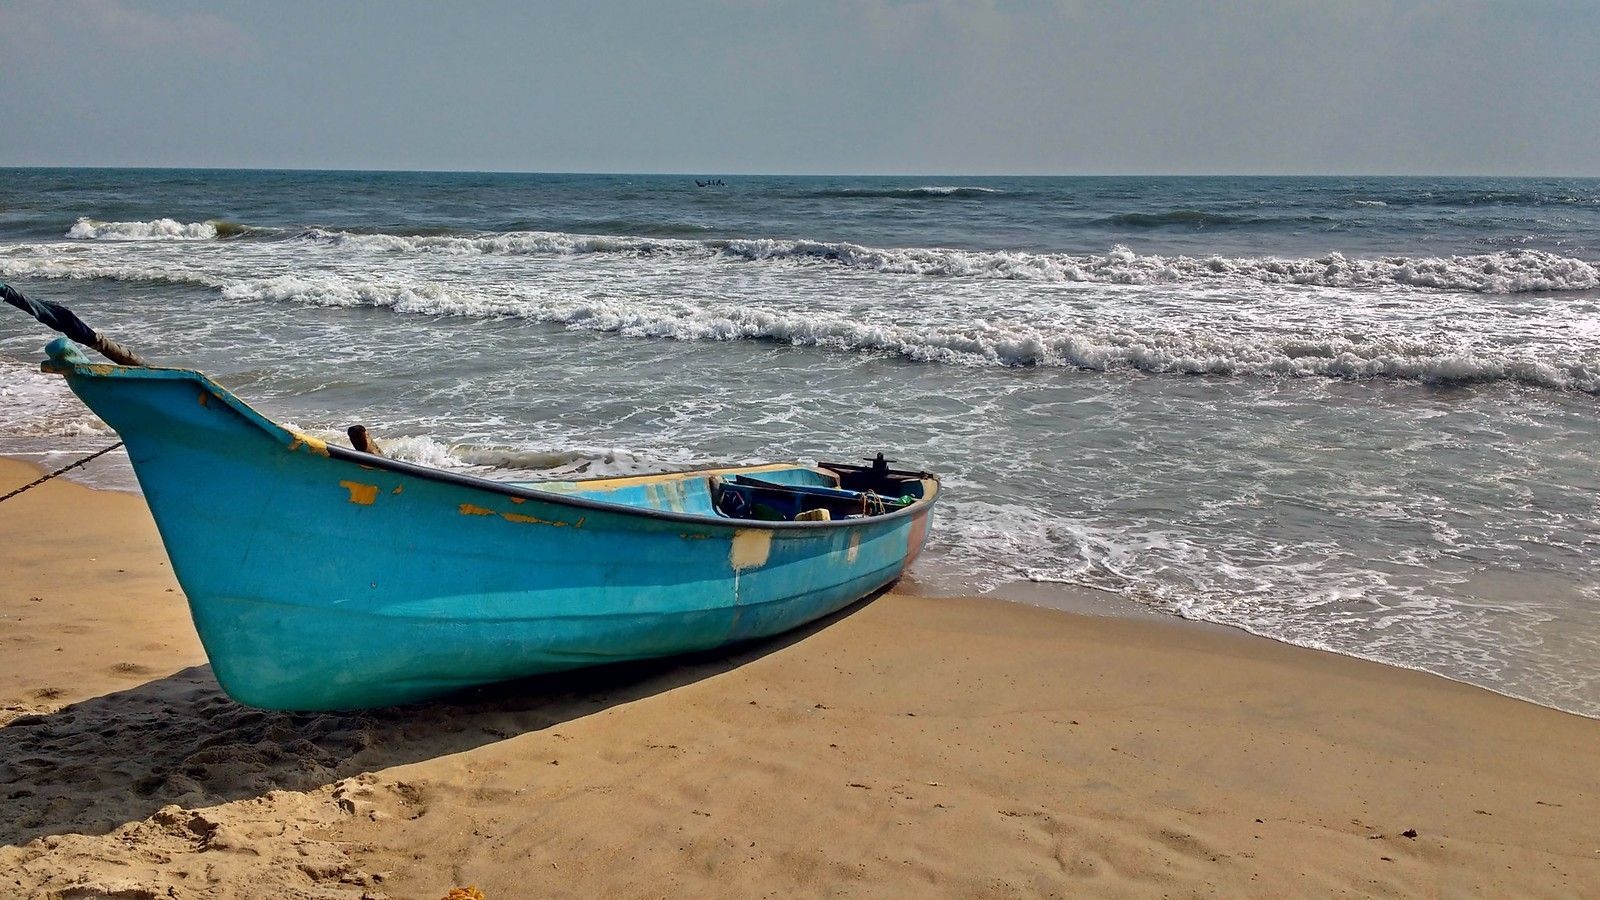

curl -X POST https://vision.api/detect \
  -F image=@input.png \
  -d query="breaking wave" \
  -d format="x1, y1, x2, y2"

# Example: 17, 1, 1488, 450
68, 218, 260, 241
714, 241, 1600, 293
294, 229, 1600, 294
0, 256, 225, 288
205, 273, 1600, 392
47, 218, 1600, 294
298, 227, 693, 257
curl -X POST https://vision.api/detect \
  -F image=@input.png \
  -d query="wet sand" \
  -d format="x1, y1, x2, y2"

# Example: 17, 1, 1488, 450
2, 456, 1597, 898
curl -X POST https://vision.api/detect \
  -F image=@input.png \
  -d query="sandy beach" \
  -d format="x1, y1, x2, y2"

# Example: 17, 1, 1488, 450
2, 454, 1597, 899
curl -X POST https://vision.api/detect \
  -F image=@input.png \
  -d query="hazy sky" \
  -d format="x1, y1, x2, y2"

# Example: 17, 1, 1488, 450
1, 0, 1596, 175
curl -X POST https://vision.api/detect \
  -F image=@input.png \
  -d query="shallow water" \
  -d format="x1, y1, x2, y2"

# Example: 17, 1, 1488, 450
2, 169, 1598, 715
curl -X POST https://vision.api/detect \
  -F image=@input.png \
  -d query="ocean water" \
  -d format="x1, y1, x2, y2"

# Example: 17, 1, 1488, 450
2, 169, 1598, 716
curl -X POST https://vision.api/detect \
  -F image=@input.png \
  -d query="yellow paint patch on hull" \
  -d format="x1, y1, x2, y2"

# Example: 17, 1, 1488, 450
730, 529, 773, 571
502, 511, 583, 528
457, 504, 583, 527
288, 432, 330, 456
339, 481, 379, 505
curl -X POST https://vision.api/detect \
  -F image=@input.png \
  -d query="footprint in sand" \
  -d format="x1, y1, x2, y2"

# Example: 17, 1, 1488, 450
110, 662, 151, 676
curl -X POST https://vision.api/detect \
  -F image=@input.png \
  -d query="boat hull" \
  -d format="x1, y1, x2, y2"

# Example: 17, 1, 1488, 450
44, 341, 936, 710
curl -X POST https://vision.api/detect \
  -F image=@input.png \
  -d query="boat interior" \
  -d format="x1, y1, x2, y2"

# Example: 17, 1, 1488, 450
514, 455, 932, 523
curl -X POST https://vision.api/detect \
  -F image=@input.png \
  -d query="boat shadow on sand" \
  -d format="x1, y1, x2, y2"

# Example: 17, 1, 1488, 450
0, 594, 878, 848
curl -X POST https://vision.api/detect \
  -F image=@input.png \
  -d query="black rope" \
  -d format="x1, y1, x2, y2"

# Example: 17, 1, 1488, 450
0, 442, 125, 504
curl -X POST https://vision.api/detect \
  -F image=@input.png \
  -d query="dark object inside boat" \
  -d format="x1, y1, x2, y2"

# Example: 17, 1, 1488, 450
826, 453, 927, 494
713, 454, 930, 522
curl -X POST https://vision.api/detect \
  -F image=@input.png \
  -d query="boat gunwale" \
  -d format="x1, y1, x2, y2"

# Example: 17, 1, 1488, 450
43, 353, 941, 532
327, 442, 938, 531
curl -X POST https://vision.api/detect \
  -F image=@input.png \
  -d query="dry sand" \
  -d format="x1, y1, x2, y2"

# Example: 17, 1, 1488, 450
2, 455, 1597, 899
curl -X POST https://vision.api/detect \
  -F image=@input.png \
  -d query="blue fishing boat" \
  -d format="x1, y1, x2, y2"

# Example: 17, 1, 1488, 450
27, 326, 938, 711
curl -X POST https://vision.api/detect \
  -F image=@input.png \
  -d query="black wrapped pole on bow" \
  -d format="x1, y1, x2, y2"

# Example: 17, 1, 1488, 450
1, 282, 149, 367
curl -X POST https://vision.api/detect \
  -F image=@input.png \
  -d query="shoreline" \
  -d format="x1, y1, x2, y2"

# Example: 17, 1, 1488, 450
3, 456, 1599, 896
941, 573, 1600, 725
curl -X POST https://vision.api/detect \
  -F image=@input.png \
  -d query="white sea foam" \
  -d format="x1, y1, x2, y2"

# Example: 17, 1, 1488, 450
6, 248, 1595, 390
716, 242, 1600, 293
911, 185, 1002, 195
454, 445, 703, 478
296, 228, 1600, 293
356, 433, 475, 469
0, 358, 108, 436
202, 273, 1600, 391
292, 429, 705, 481
0, 255, 225, 287
932, 496, 1600, 718
7, 228, 1600, 393
275, 423, 705, 478
814, 185, 1005, 198
298, 227, 693, 259
45, 220, 1600, 293
68, 218, 225, 240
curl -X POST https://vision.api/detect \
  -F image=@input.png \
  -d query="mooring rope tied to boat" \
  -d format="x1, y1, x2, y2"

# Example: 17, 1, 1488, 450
0, 441, 124, 504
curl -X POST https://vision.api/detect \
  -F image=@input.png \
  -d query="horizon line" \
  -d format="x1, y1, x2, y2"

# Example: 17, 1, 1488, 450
3, 164, 1598, 180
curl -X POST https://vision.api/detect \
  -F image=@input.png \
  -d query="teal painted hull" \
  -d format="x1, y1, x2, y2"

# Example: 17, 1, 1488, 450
41, 340, 938, 710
